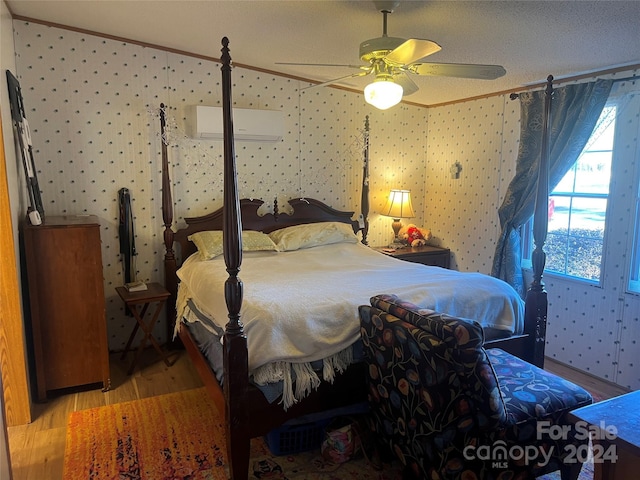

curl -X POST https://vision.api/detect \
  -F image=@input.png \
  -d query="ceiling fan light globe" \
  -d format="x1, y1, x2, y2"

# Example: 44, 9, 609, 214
364, 80, 403, 110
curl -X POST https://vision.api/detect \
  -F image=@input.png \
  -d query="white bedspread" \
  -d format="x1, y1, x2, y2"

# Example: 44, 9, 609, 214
176, 242, 524, 407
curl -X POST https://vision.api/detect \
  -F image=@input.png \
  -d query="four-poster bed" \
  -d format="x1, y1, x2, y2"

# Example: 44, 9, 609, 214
160, 38, 553, 479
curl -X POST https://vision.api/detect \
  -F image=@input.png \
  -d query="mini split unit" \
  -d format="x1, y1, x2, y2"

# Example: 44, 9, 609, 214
186, 105, 284, 142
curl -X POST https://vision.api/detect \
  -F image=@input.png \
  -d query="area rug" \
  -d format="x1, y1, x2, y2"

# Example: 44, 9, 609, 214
538, 447, 594, 480
540, 462, 594, 480
249, 436, 403, 479
63, 388, 227, 479
249, 441, 594, 480
63, 387, 595, 479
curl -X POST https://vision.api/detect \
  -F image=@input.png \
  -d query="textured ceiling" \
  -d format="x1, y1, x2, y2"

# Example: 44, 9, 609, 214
6, 0, 640, 106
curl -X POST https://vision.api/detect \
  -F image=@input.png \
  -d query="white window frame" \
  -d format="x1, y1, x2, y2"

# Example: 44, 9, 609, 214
627, 162, 640, 294
522, 104, 616, 286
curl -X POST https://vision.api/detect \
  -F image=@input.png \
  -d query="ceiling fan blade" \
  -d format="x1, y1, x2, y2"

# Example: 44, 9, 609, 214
412, 62, 506, 79
384, 38, 442, 66
301, 70, 372, 90
276, 62, 366, 69
394, 72, 419, 96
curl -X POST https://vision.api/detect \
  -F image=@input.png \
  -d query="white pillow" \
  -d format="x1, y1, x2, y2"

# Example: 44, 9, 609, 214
189, 230, 278, 260
268, 221, 358, 251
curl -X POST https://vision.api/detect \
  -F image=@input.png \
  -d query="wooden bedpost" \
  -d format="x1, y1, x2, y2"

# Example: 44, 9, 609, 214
220, 37, 250, 480
360, 116, 370, 245
524, 75, 553, 368
160, 103, 178, 345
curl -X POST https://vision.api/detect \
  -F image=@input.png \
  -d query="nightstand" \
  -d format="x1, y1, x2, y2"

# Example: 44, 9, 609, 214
373, 245, 451, 268
116, 282, 175, 375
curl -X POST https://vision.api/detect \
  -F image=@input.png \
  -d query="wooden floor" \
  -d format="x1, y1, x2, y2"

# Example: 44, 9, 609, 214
7, 349, 203, 480
545, 357, 629, 402
6, 352, 631, 480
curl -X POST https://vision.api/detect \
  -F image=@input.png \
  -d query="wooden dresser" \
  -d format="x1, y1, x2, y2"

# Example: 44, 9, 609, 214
22, 215, 110, 401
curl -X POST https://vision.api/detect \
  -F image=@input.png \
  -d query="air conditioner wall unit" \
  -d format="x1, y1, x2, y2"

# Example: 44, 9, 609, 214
187, 105, 284, 142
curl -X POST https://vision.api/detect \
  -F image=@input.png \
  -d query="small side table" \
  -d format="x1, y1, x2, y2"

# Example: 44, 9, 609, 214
568, 390, 639, 480
116, 282, 175, 375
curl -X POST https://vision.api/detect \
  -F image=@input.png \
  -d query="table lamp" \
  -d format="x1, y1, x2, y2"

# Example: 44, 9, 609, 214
381, 189, 415, 247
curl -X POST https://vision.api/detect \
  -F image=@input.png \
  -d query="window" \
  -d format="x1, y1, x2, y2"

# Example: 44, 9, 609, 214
630, 181, 640, 293
522, 106, 616, 283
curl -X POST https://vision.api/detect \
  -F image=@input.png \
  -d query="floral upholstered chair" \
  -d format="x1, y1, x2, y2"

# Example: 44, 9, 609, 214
359, 294, 593, 480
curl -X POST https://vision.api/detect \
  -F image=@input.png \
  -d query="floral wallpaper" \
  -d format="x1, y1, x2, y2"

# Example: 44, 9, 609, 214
9, 20, 638, 390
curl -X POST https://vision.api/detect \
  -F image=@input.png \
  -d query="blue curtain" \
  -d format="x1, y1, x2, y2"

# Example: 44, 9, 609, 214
492, 80, 613, 296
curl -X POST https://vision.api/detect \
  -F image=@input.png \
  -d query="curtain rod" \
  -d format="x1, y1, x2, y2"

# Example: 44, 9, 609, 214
611, 75, 640, 83
510, 75, 639, 100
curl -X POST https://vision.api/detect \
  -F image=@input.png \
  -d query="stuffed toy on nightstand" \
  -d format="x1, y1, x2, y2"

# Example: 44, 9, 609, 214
398, 224, 432, 247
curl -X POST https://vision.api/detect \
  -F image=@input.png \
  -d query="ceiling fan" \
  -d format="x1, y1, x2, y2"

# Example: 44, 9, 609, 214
277, 0, 506, 109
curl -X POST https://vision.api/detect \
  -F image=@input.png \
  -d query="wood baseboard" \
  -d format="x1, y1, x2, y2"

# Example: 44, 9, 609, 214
544, 357, 630, 400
